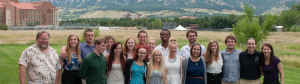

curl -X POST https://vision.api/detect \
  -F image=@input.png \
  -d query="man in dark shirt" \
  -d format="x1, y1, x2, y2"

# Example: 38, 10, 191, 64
239, 38, 261, 84
80, 38, 107, 84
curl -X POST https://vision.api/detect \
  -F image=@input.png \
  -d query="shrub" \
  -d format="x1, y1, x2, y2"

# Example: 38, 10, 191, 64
290, 25, 300, 32
233, 5, 273, 46
0, 24, 8, 30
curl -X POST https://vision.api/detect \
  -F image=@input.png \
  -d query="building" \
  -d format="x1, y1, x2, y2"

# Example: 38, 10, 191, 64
0, 0, 57, 26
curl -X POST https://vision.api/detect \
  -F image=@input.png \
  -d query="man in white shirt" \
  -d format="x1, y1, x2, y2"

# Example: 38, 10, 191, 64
180, 30, 206, 58
154, 29, 171, 57
18, 31, 60, 84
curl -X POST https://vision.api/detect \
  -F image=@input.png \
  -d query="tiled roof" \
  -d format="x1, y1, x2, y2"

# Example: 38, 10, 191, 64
0, 2, 4, 7
0, 1, 56, 9
10, 2, 39, 9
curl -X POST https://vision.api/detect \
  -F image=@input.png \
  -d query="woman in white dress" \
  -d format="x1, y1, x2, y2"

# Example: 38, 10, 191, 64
107, 42, 126, 84
165, 41, 182, 84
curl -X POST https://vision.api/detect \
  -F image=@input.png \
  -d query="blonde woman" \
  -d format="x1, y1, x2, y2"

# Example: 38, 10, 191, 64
147, 50, 168, 84
60, 34, 82, 84
165, 42, 182, 84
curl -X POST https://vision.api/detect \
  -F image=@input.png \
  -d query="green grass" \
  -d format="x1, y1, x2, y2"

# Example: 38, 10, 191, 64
0, 44, 299, 84
0, 44, 61, 84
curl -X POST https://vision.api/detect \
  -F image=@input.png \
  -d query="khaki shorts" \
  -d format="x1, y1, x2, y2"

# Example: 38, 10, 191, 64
239, 79, 260, 84
222, 80, 239, 84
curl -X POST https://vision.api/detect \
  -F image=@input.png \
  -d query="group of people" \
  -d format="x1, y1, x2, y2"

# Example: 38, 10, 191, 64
18, 29, 284, 84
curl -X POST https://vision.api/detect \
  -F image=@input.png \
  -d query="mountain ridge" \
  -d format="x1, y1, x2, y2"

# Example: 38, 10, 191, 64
19, 0, 299, 19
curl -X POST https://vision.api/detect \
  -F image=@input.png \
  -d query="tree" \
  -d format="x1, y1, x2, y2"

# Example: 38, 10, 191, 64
279, 10, 300, 31
151, 18, 163, 29
277, 2, 300, 31
261, 14, 278, 33
291, 2, 300, 11
233, 5, 273, 46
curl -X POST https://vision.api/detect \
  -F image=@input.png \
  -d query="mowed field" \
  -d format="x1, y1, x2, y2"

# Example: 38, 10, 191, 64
0, 30, 300, 84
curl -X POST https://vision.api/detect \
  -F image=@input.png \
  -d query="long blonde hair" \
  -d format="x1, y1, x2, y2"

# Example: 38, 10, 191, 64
147, 50, 166, 84
66, 34, 82, 64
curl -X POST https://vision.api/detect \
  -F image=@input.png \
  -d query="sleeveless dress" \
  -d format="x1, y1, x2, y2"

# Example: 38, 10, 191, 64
185, 58, 205, 84
107, 64, 125, 84
130, 61, 146, 84
150, 70, 163, 84
164, 55, 181, 84
62, 53, 82, 84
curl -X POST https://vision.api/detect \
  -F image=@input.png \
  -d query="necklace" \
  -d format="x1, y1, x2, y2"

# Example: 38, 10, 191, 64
168, 56, 177, 63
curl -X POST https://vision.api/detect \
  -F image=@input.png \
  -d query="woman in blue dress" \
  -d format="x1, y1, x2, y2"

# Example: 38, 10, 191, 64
130, 47, 148, 84
182, 43, 207, 84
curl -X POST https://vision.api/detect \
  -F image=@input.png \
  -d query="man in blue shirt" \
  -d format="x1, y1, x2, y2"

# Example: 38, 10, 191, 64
80, 29, 95, 58
221, 35, 241, 84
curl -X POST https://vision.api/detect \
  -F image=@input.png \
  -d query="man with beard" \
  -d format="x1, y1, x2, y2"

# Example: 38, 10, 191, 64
221, 35, 241, 84
18, 31, 60, 84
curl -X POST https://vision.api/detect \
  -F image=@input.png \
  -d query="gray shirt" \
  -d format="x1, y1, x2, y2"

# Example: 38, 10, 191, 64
221, 49, 241, 83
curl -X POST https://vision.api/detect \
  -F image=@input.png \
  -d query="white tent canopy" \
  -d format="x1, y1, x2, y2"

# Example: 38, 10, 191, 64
98, 26, 110, 30
174, 25, 187, 31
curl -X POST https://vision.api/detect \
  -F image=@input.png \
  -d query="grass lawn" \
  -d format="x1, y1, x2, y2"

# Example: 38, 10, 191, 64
0, 44, 299, 84
0, 30, 299, 83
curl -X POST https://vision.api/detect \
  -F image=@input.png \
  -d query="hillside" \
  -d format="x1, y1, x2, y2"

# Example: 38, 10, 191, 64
20, 0, 299, 19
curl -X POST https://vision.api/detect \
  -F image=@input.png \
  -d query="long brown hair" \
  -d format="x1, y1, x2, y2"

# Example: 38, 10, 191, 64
107, 42, 126, 74
260, 43, 276, 66
123, 37, 136, 59
66, 34, 81, 64
205, 40, 220, 65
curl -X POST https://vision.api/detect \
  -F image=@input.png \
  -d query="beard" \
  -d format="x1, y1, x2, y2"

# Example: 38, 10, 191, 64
227, 46, 234, 50
38, 44, 49, 50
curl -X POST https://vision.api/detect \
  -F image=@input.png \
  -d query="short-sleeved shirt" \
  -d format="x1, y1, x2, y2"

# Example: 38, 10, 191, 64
154, 44, 169, 57
155, 44, 181, 57
262, 56, 281, 84
80, 42, 95, 58
18, 44, 60, 84
221, 49, 241, 82
180, 44, 206, 58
